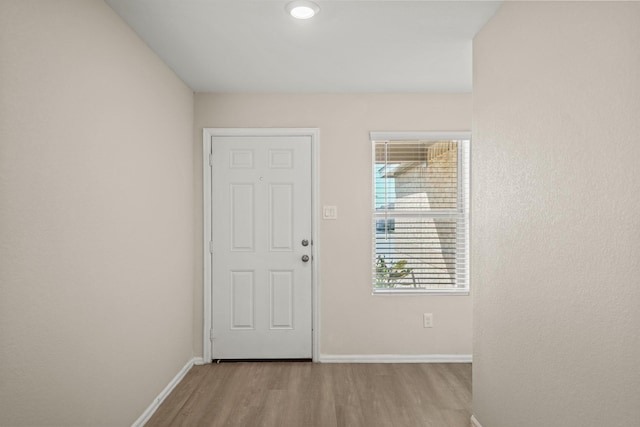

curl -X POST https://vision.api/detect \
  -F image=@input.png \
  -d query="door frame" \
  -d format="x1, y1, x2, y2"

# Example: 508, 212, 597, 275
202, 128, 320, 362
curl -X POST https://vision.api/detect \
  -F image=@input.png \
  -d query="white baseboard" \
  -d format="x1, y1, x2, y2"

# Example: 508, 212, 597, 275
318, 354, 472, 363
131, 357, 203, 427
470, 415, 483, 427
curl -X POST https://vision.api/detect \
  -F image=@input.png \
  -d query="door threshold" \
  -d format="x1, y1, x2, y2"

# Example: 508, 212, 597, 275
212, 358, 312, 364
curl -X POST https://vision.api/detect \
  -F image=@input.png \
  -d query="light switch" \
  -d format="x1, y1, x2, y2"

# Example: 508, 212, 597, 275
323, 206, 337, 220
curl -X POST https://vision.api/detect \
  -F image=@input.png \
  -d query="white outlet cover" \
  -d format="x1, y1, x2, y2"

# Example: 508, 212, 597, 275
423, 313, 434, 328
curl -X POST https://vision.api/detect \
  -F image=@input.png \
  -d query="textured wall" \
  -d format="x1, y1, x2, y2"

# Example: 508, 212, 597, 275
194, 93, 472, 358
472, 2, 640, 426
0, 1, 194, 425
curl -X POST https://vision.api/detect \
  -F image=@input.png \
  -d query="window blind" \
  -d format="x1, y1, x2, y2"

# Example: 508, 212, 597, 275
372, 139, 469, 292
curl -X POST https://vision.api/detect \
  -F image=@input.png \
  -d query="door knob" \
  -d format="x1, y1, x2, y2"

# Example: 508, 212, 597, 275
301, 239, 309, 247
301, 255, 310, 262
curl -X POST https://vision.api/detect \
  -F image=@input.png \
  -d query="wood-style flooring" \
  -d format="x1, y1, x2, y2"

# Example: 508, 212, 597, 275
145, 362, 472, 427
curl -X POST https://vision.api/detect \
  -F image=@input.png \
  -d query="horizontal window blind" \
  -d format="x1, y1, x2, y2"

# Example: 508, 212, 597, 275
372, 139, 469, 292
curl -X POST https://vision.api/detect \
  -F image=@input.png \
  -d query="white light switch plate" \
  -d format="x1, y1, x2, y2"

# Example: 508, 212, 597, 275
323, 206, 337, 220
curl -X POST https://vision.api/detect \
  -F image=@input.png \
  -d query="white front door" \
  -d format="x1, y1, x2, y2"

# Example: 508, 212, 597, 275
211, 134, 312, 359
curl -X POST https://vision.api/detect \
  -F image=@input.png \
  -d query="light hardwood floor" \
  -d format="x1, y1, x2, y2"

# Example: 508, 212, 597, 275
145, 362, 471, 427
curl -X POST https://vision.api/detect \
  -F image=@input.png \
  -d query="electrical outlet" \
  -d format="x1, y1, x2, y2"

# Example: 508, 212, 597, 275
423, 313, 433, 328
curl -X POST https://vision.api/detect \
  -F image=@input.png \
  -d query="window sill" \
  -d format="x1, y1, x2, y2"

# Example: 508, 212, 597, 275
372, 288, 469, 296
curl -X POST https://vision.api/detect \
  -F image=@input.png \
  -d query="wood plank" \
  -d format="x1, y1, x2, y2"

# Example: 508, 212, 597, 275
145, 363, 472, 427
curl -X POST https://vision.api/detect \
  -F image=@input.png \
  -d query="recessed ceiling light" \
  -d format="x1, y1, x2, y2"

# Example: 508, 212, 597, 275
285, 0, 320, 20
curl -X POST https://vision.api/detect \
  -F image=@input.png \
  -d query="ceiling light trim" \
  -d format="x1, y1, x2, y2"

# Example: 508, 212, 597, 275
286, 0, 320, 20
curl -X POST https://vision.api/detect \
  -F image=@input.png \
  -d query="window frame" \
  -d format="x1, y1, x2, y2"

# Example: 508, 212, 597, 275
370, 131, 470, 296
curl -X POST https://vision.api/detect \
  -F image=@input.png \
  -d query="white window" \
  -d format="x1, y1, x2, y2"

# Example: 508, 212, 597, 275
371, 132, 470, 294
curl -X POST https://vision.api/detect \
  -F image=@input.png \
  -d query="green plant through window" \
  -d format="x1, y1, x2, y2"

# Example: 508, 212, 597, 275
375, 255, 414, 288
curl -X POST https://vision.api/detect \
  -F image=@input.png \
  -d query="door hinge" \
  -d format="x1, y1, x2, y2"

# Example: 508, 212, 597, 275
209, 241, 214, 253
209, 329, 215, 341
209, 153, 214, 167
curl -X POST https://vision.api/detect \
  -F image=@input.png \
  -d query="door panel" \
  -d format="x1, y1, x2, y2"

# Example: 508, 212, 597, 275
270, 270, 294, 329
211, 135, 312, 359
230, 184, 254, 251
270, 184, 294, 250
230, 271, 254, 329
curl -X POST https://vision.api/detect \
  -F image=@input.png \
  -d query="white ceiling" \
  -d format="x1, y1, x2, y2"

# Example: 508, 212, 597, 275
105, 0, 502, 93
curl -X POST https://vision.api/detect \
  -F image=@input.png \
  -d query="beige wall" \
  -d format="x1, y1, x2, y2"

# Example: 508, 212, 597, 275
194, 94, 472, 357
472, 2, 640, 426
0, 1, 194, 425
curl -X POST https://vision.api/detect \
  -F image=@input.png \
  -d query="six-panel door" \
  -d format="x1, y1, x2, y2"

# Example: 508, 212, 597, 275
211, 135, 312, 359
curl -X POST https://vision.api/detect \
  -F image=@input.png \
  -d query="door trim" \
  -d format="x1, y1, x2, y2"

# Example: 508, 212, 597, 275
203, 128, 320, 362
